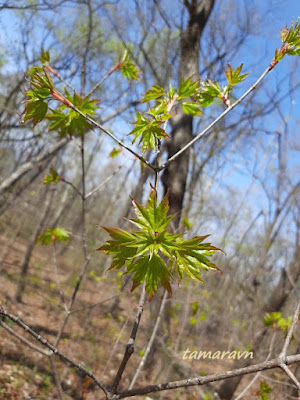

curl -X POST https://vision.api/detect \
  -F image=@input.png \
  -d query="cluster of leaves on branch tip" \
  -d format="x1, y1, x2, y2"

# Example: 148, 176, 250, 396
272, 19, 300, 67
97, 187, 223, 301
263, 312, 295, 335
21, 49, 137, 138
129, 64, 248, 152
41, 167, 62, 184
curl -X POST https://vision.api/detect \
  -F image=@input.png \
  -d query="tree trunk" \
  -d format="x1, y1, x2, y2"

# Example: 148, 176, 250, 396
217, 246, 300, 399
162, 0, 215, 226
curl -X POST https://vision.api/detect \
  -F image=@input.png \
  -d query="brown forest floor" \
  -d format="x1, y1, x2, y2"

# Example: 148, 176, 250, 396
0, 234, 296, 400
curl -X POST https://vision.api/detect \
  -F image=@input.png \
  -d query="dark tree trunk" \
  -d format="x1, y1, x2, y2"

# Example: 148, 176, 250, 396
162, 0, 216, 226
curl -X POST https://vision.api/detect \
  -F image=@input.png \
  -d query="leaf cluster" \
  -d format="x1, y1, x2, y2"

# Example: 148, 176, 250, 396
273, 19, 300, 65
198, 64, 248, 108
257, 381, 272, 400
263, 312, 293, 334
22, 66, 98, 137
46, 89, 98, 137
129, 67, 249, 152
22, 66, 54, 126
37, 227, 70, 245
120, 50, 140, 81
97, 188, 222, 300
41, 167, 62, 184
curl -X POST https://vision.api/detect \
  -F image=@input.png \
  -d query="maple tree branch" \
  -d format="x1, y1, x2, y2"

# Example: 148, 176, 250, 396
278, 299, 300, 389
61, 102, 155, 171
0, 320, 50, 356
0, 307, 109, 396
85, 159, 128, 200
111, 284, 147, 393
86, 63, 121, 98
129, 290, 168, 389
279, 299, 300, 361
158, 66, 272, 171
235, 331, 277, 400
114, 354, 300, 399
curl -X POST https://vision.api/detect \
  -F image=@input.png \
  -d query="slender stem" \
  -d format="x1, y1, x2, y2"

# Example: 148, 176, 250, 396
80, 136, 88, 259
61, 178, 83, 198
129, 290, 168, 389
115, 354, 300, 399
0, 320, 49, 356
50, 357, 64, 400
111, 283, 147, 393
158, 66, 272, 171
86, 63, 121, 98
58, 101, 155, 171
85, 160, 128, 200
52, 242, 68, 312
279, 299, 300, 361
0, 307, 109, 396
235, 331, 277, 400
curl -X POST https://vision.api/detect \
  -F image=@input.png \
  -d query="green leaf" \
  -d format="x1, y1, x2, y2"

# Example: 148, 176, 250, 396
197, 79, 221, 107
129, 112, 168, 152
142, 85, 164, 102
177, 76, 200, 100
98, 187, 223, 300
224, 63, 249, 86
182, 102, 203, 116
263, 312, 281, 326
37, 227, 70, 245
120, 50, 139, 81
258, 381, 272, 400
273, 20, 300, 65
41, 167, 62, 184
39, 47, 50, 64
46, 90, 98, 137
109, 147, 122, 158
128, 254, 172, 301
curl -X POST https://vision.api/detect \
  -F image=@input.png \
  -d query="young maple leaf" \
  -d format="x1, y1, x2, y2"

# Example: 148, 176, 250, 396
97, 187, 224, 301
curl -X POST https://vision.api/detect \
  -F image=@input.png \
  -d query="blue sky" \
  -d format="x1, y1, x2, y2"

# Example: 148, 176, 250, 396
0, 0, 299, 236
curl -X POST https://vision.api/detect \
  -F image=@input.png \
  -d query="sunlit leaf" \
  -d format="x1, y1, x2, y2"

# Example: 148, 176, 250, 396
98, 187, 223, 300
41, 167, 62, 184
224, 63, 249, 86
37, 227, 70, 245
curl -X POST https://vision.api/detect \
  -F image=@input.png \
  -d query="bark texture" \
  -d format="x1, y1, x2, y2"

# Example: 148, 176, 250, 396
162, 0, 216, 226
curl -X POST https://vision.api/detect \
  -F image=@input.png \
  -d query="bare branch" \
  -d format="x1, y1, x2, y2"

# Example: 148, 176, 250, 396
111, 284, 147, 393
115, 354, 300, 399
0, 307, 109, 396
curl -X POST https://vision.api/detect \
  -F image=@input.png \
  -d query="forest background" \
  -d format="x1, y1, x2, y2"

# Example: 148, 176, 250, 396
0, 1, 300, 399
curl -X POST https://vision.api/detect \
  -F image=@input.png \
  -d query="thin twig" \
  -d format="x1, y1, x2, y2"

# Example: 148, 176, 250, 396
0, 307, 109, 396
86, 63, 121, 98
129, 290, 168, 389
85, 160, 128, 199
114, 354, 300, 399
60, 101, 155, 171
61, 178, 83, 198
101, 313, 132, 379
0, 320, 50, 356
158, 66, 272, 171
235, 331, 277, 400
278, 299, 300, 389
50, 357, 64, 400
70, 291, 128, 314
52, 242, 68, 312
279, 299, 300, 361
111, 283, 147, 393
